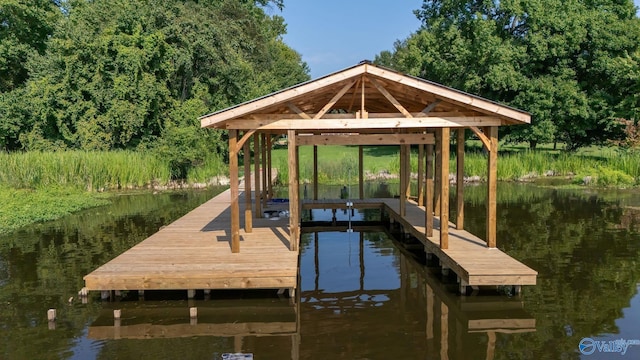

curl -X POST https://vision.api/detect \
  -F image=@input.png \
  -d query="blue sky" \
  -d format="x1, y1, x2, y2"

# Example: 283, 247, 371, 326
276, 0, 640, 79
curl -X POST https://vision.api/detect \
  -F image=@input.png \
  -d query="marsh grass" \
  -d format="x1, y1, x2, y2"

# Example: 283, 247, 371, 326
0, 151, 173, 190
273, 145, 639, 187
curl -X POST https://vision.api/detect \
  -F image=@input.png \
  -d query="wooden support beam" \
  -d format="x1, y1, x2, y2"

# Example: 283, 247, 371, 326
229, 129, 240, 253
369, 76, 413, 118
254, 134, 262, 218
456, 129, 465, 230
288, 130, 299, 252
313, 146, 318, 200
359, 145, 364, 199
399, 145, 407, 217
261, 133, 267, 211
295, 133, 434, 146
486, 126, 498, 248
287, 103, 311, 119
470, 126, 490, 150
418, 144, 424, 206
346, 77, 361, 113
434, 130, 441, 217
267, 135, 273, 201
422, 99, 441, 114
405, 145, 411, 199
235, 129, 256, 153
243, 139, 252, 233
440, 128, 450, 249
314, 80, 357, 119
224, 116, 503, 130
426, 144, 434, 237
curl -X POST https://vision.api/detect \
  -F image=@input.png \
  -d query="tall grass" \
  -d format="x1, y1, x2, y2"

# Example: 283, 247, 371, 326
187, 154, 227, 184
0, 151, 172, 191
461, 150, 639, 186
273, 145, 639, 187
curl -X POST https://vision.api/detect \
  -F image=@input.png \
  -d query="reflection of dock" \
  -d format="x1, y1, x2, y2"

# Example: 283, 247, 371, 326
88, 299, 297, 340
303, 198, 538, 291
300, 230, 536, 359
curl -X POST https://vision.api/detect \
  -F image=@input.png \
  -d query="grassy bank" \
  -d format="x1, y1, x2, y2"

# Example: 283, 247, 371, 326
271, 145, 640, 187
0, 150, 227, 234
0, 186, 111, 235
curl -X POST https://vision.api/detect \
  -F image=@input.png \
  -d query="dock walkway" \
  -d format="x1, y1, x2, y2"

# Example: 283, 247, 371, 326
84, 193, 535, 296
84, 189, 298, 293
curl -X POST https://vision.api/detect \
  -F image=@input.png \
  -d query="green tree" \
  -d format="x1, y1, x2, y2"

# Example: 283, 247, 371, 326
2, 0, 309, 176
0, 0, 60, 92
376, 0, 640, 150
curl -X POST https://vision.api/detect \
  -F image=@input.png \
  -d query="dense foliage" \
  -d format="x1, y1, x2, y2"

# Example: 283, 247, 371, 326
0, 0, 309, 177
375, 0, 640, 150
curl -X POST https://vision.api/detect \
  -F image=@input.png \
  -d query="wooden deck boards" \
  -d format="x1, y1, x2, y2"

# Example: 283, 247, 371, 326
83, 189, 299, 292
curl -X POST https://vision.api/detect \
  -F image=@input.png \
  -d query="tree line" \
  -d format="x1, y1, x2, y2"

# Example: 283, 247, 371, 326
376, 0, 640, 150
0, 0, 309, 177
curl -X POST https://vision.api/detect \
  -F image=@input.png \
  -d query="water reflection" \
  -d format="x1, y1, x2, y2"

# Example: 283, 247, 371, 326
299, 228, 536, 359
0, 184, 639, 359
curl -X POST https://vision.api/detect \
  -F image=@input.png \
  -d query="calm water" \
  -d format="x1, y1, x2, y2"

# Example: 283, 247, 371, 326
1, 184, 640, 359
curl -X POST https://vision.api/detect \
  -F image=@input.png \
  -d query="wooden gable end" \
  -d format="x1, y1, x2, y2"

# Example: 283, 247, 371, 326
200, 62, 530, 132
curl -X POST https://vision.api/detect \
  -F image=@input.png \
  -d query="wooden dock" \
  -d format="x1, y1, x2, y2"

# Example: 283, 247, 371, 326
84, 193, 535, 296
302, 198, 537, 290
83, 189, 299, 294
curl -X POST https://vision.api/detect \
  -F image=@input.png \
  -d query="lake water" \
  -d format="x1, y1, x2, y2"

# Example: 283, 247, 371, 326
1, 183, 639, 359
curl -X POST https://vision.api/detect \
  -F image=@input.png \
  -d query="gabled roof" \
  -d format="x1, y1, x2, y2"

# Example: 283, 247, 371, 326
200, 61, 530, 132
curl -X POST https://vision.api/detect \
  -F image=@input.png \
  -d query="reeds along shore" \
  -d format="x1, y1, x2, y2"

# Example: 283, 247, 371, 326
0, 151, 226, 191
272, 147, 639, 187
0, 147, 637, 191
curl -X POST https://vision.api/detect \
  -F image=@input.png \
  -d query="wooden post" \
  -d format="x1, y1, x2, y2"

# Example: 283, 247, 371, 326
418, 144, 424, 206
261, 133, 267, 211
47, 309, 56, 322
267, 135, 273, 201
405, 145, 411, 199
399, 145, 407, 217
456, 129, 464, 230
486, 126, 498, 248
254, 134, 262, 218
440, 128, 450, 249
288, 130, 299, 251
434, 130, 441, 216
359, 145, 364, 199
229, 129, 240, 253
425, 144, 434, 237
243, 139, 252, 233
313, 145, 318, 200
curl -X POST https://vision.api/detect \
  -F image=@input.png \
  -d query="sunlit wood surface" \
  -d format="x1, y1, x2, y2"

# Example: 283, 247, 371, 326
84, 189, 299, 291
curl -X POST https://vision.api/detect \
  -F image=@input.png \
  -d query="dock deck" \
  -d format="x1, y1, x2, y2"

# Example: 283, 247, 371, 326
83, 189, 298, 293
84, 192, 536, 295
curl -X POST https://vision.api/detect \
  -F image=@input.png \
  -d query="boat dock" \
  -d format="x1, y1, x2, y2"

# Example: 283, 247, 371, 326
84, 192, 536, 297
84, 62, 539, 297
